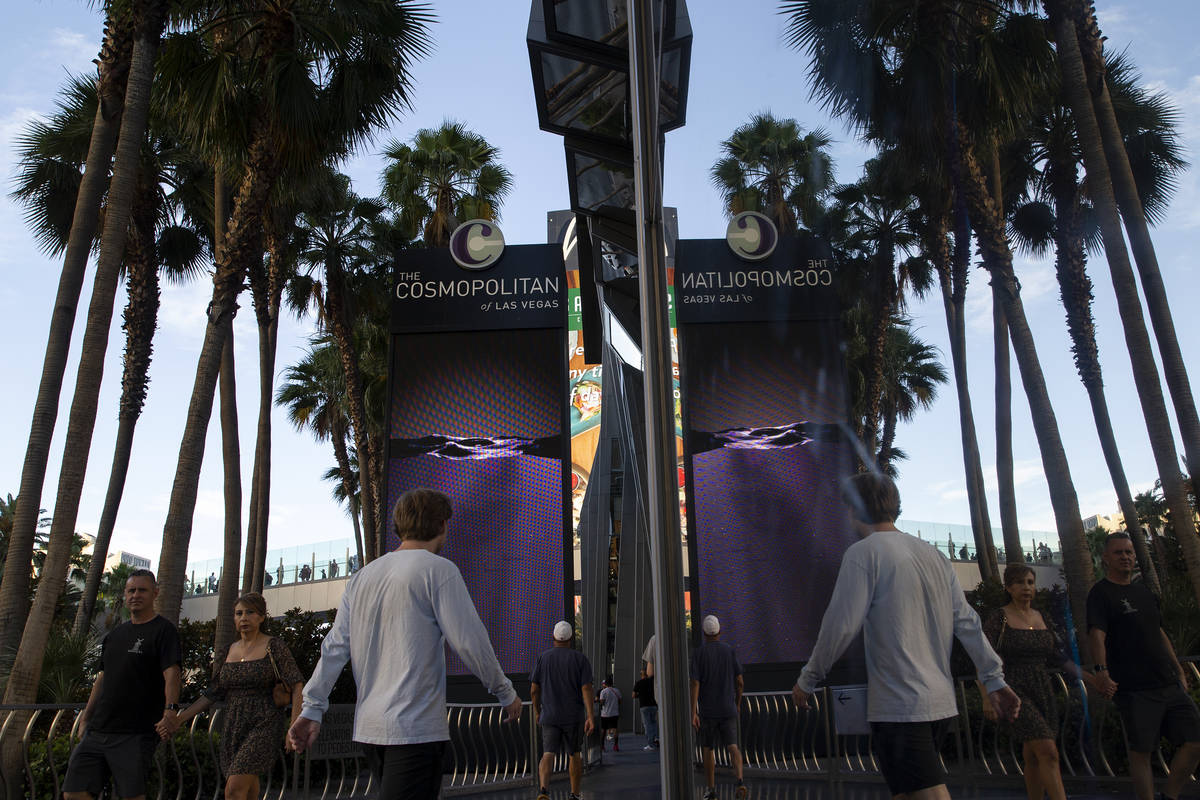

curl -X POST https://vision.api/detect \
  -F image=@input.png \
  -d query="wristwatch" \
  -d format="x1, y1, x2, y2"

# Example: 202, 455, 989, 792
166, 703, 183, 711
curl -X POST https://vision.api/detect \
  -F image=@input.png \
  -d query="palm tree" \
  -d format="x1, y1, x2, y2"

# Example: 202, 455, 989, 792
0, 3, 136, 656
1062, 0, 1200, 485
277, 339, 365, 566
830, 151, 932, 454
381, 120, 514, 247
875, 319, 948, 474
3, 2, 174, 726
294, 171, 393, 560
782, 0, 1097, 646
710, 112, 835, 234
1009, 52, 1186, 594
154, 0, 434, 623
12, 72, 209, 635
1043, 0, 1200, 605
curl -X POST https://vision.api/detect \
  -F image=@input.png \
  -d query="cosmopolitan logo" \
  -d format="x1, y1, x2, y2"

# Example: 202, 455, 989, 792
726, 211, 778, 261
394, 275, 561, 300
449, 219, 505, 270
679, 263, 833, 291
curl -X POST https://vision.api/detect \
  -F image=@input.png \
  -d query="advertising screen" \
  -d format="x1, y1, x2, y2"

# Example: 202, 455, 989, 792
387, 327, 569, 677
676, 235, 855, 668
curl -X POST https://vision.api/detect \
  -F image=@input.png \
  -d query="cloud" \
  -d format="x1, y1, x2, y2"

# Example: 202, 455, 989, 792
47, 28, 98, 75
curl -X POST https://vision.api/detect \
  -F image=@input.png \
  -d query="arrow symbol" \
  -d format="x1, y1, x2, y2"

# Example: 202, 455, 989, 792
837, 693, 851, 705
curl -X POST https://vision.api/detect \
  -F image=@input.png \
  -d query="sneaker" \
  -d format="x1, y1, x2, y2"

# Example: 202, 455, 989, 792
643, 744, 655, 751
703, 790, 719, 800
568, 795, 582, 800
736, 783, 748, 799
536, 789, 550, 800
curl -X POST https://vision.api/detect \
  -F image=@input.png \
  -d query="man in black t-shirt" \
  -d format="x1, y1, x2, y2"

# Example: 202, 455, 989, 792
63, 570, 182, 800
1088, 532, 1200, 800
632, 668, 658, 750
530, 621, 595, 800
690, 615, 746, 800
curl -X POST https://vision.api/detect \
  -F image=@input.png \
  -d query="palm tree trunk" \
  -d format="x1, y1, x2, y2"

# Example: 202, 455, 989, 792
213, 333, 242, 655
859, 243, 896, 457
877, 402, 899, 472
321, 264, 379, 562
993, 283, 1021, 571
156, 119, 280, 624
1046, 2, 1200, 605
957, 126, 1094, 657
1049, 163, 1161, 594
0, 3, 168, 712
938, 209, 998, 568
1067, 0, 1200, 482
331, 418, 365, 566
72, 186, 160, 636
0, 7, 132, 655
250, 314, 279, 589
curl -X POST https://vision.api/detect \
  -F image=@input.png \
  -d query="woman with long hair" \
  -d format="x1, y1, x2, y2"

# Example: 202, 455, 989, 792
159, 592, 304, 800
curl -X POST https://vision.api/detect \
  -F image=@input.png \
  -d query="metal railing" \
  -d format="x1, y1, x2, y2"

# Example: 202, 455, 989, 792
0, 701, 542, 800
8, 665, 1200, 798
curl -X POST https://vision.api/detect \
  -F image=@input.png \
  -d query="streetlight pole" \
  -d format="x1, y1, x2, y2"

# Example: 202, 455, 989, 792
627, 0, 693, 795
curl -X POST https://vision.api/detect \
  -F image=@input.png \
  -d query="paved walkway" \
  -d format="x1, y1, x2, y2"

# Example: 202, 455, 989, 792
448, 734, 1129, 800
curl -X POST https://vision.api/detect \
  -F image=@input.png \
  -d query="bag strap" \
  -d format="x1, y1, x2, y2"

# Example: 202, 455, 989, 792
266, 638, 284, 683
996, 611, 1008, 651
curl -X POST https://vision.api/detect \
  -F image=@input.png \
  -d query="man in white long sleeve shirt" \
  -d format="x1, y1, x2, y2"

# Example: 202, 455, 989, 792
792, 473, 1020, 800
289, 488, 522, 799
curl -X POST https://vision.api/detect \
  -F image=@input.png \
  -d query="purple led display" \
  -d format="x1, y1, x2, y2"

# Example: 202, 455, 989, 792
681, 319, 856, 665
387, 329, 568, 677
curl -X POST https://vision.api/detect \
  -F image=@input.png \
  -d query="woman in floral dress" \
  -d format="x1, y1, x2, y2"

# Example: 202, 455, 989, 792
981, 565, 1098, 800
161, 592, 304, 800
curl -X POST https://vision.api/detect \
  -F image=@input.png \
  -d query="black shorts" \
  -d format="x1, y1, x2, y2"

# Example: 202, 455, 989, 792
871, 718, 951, 796
600, 715, 619, 730
1115, 685, 1200, 753
363, 741, 446, 800
542, 722, 585, 755
62, 730, 159, 798
698, 716, 738, 749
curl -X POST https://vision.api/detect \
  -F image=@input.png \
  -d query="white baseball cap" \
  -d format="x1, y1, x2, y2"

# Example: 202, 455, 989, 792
702, 615, 720, 636
553, 620, 574, 641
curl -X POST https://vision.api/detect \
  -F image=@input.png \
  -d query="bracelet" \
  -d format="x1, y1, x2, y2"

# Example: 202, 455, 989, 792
1092, 664, 1108, 674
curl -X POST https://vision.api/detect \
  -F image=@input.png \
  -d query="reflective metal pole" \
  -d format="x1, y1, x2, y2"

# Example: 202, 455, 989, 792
627, 0, 693, 795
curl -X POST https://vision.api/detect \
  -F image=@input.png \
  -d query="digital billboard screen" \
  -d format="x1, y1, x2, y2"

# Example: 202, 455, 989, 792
676, 234, 855, 669
387, 327, 569, 677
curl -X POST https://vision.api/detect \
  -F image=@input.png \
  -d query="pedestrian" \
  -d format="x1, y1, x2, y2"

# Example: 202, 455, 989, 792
277, 559, 284, 586
264, 571, 273, 587
794, 472, 1020, 800
159, 592, 305, 800
288, 488, 521, 799
208, 572, 217, 593
598, 677, 621, 751
62, 570, 182, 800
531, 621, 595, 800
633, 667, 658, 750
299, 564, 311, 582
642, 633, 656, 677
690, 615, 746, 799
319, 569, 326, 580
1088, 532, 1200, 800
979, 565, 1100, 800
330, 558, 339, 578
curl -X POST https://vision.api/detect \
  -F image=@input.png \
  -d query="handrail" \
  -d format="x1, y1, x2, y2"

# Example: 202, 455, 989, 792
0, 676, 1189, 798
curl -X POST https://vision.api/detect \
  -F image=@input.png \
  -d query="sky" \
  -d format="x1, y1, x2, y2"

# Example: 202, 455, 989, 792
0, 0, 1198, 569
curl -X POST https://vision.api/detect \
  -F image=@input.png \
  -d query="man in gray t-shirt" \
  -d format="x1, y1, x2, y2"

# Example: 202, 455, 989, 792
531, 621, 594, 800
690, 615, 746, 800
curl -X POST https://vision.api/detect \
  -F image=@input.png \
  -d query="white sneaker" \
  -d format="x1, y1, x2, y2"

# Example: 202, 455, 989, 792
643, 744, 655, 751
